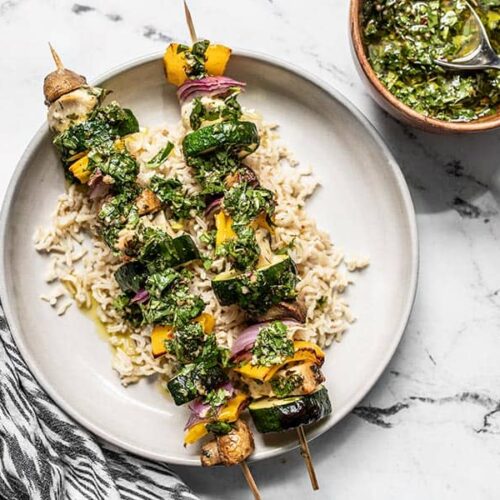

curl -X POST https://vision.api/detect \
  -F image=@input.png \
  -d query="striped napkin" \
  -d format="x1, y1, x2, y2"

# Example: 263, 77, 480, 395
0, 303, 198, 500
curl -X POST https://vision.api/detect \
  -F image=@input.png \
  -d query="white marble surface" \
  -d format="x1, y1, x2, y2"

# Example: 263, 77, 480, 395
1, 0, 500, 498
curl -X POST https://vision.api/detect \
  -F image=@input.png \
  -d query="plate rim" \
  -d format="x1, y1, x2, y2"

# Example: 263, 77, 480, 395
0, 49, 419, 465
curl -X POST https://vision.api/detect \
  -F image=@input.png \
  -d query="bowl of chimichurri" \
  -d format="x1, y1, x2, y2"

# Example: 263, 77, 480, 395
350, 0, 500, 133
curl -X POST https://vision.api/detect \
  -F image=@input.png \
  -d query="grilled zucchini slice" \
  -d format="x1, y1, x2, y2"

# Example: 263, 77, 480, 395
211, 254, 298, 315
183, 121, 259, 159
248, 386, 332, 433
167, 363, 228, 406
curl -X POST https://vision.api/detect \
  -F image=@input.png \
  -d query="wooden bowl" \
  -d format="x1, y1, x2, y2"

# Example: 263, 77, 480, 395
349, 0, 500, 133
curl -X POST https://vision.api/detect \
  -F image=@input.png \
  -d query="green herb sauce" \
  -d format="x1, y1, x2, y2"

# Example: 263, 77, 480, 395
363, 0, 500, 121
251, 321, 294, 367
271, 373, 304, 397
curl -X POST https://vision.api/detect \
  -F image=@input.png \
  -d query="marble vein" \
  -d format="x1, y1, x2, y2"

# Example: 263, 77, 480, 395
354, 392, 500, 433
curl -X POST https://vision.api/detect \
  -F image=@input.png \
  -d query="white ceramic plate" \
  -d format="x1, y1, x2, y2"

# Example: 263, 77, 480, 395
0, 51, 418, 465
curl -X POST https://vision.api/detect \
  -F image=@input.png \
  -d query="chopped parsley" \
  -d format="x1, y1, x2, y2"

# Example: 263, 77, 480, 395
363, 0, 500, 121
54, 102, 139, 163
178, 39, 210, 79
199, 230, 216, 247
189, 93, 242, 130
223, 183, 275, 226
224, 261, 298, 315
97, 149, 138, 187
216, 225, 260, 271
205, 387, 232, 410
316, 296, 328, 311
166, 322, 206, 363
139, 281, 204, 326
146, 142, 174, 169
149, 175, 205, 220
271, 373, 304, 397
251, 321, 294, 367
190, 151, 241, 195
145, 269, 179, 298
98, 188, 140, 250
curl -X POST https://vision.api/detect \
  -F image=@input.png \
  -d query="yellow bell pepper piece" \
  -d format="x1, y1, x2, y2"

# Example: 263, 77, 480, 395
114, 138, 125, 151
234, 363, 282, 382
152, 314, 215, 359
66, 151, 87, 163
234, 341, 325, 381
194, 313, 215, 334
69, 155, 91, 183
164, 43, 187, 87
218, 394, 249, 422
293, 341, 325, 365
215, 211, 236, 247
164, 43, 232, 87
205, 45, 232, 77
170, 220, 184, 231
151, 326, 173, 358
184, 421, 209, 445
252, 213, 275, 234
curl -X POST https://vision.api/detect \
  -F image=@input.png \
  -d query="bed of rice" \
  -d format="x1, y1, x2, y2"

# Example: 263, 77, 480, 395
34, 110, 368, 386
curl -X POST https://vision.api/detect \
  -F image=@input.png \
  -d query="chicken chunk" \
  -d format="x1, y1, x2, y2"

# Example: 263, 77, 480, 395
135, 189, 162, 216
200, 440, 221, 467
275, 362, 325, 397
200, 419, 255, 467
47, 87, 101, 133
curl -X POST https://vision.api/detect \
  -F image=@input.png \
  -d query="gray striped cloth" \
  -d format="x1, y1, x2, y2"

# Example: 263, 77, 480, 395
0, 302, 199, 500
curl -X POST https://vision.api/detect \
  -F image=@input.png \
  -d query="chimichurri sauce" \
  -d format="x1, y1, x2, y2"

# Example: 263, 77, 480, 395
362, 0, 500, 122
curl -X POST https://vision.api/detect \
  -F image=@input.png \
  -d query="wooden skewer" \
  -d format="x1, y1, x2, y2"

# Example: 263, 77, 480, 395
183, 0, 198, 43
296, 426, 319, 490
182, 3, 261, 499
48, 42, 64, 70
240, 461, 262, 500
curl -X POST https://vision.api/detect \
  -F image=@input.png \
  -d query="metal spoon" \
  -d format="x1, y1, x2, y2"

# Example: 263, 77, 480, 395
435, 1, 500, 71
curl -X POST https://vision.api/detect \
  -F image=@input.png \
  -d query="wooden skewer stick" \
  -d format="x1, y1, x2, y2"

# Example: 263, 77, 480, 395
240, 462, 262, 500
181, 3, 261, 499
48, 43, 64, 70
183, 0, 198, 43
296, 426, 319, 491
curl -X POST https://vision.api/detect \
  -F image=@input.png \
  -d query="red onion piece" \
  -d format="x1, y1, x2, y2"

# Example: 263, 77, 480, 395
220, 380, 235, 399
184, 382, 235, 430
230, 324, 263, 359
88, 170, 110, 200
184, 411, 206, 431
189, 399, 211, 417
185, 399, 210, 430
204, 197, 222, 217
131, 289, 150, 304
232, 351, 252, 365
177, 76, 246, 103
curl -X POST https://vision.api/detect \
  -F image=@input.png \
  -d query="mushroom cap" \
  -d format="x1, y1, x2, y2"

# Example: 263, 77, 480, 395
43, 68, 87, 105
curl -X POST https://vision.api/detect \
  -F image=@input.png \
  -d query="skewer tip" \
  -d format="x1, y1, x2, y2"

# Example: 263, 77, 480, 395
240, 461, 261, 500
297, 426, 319, 491
48, 43, 64, 70
183, 0, 198, 44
